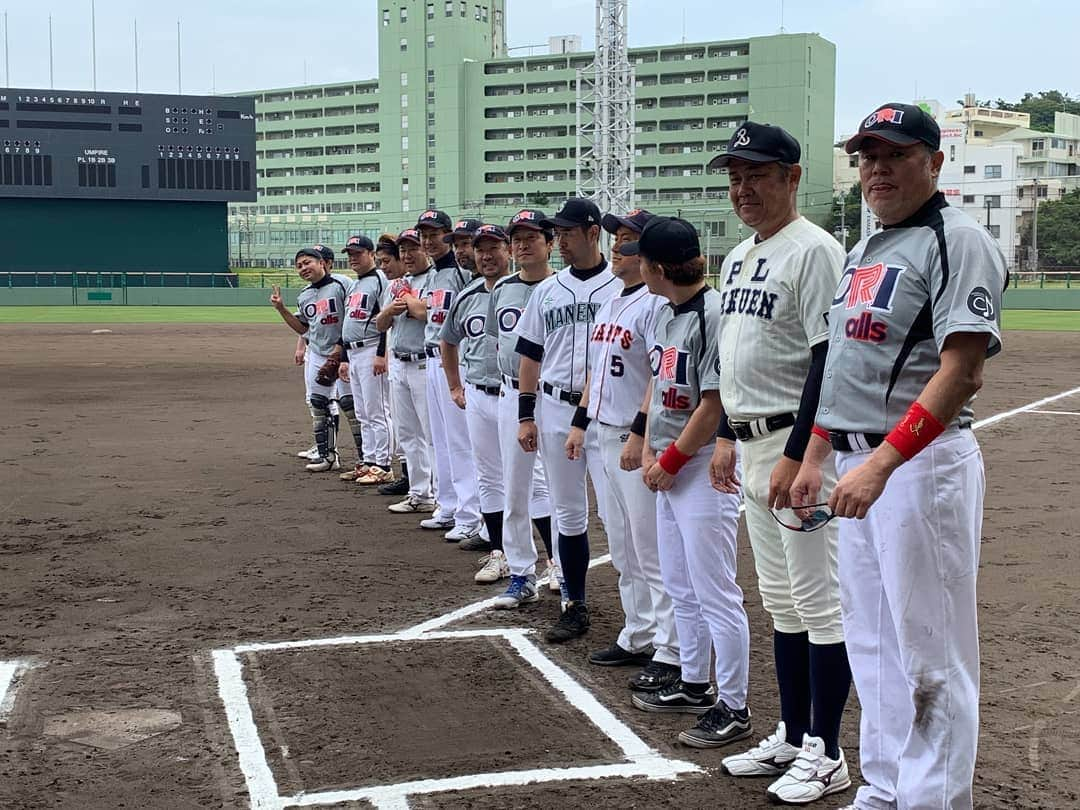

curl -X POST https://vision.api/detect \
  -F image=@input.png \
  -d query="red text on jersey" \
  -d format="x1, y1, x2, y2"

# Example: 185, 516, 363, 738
591, 322, 634, 350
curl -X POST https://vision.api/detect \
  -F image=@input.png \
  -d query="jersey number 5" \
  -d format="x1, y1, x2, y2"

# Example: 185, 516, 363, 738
610, 355, 625, 377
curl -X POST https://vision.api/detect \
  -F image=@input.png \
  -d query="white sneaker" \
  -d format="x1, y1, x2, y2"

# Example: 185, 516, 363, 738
388, 495, 437, 513
474, 550, 510, 583
492, 575, 540, 609
445, 522, 481, 542
297, 445, 319, 460
419, 515, 455, 530
305, 453, 341, 472
546, 561, 562, 593
721, 721, 801, 777
765, 734, 851, 805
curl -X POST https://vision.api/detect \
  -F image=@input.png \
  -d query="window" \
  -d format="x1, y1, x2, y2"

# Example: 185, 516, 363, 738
401, 115, 409, 129
428, 155, 436, 168
382, 8, 390, 26
460, 0, 466, 16
400, 37, 407, 51
401, 93, 408, 108
401, 136, 409, 149
427, 69, 436, 82
1031, 139, 1045, 152
475, 4, 481, 20
399, 6, 407, 21
401, 72, 408, 87
962, 194, 975, 204
482, 5, 488, 21
427, 112, 436, 127
988, 224, 1001, 238
427, 134, 436, 147
402, 199, 410, 212
427, 90, 436, 104
984, 164, 1002, 179
427, 2, 435, 18
445, 0, 453, 16
402, 179, 409, 192
985, 195, 1001, 208
426, 34, 435, 48
963, 165, 976, 175
973, 130, 984, 138
428, 176, 436, 189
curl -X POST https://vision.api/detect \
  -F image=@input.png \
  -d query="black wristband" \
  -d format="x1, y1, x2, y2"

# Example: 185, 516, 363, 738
570, 406, 591, 431
518, 392, 537, 422
630, 411, 647, 437
717, 415, 737, 441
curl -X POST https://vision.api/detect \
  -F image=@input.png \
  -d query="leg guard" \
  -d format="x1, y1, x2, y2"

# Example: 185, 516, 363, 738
337, 394, 364, 458
309, 393, 334, 459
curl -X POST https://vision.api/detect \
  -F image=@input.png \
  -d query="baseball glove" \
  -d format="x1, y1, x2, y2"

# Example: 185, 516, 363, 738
315, 356, 341, 387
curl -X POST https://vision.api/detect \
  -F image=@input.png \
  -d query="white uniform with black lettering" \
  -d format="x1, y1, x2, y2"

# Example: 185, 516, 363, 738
586, 284, 678, 666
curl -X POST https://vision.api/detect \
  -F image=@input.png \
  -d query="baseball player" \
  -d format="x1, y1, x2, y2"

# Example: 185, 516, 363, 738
445, 218, 482, 276
487, 209, 557, 607
564, 208, 681, 694
622, 217, 752, 752
337, 235, 395, 486
438, 224, 513, 583
315, 243, 361, 466
791, 103, 1006, 810
515, 197, 619, 642
374, 229, 436, 513
705, 122, 852, 804
373, 235, 410, 495
416, 209, 483, 541
270, 248, 349, 472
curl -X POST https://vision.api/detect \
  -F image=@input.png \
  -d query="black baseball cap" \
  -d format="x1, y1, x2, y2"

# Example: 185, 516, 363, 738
416, 209, 453, 230
539, 197, 602, 229
845, 103, 941, 154
396, 228, 422, 245
295, 247, 325, 262
707, 122, 801, 170
443, 218, 483, 243
472, 223, 511, 245
601, 207, 655, 235
342, 234, 375, 253
507, 209, 552, 237
312, 244, 335, 262
619, 216, 701, 264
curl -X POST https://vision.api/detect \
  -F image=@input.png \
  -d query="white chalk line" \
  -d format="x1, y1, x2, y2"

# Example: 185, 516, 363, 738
1027, 409, 1080, 416
0, 659, 34, 724
972, 386, 1080, 430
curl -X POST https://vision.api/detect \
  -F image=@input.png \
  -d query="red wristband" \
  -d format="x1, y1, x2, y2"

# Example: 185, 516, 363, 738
811, 425, 830, 442
885, 401, 946, 460
658, 443, 693, 476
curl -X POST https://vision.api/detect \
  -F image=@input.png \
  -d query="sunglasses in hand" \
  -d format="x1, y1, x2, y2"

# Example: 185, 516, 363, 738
769, 502, 837, 533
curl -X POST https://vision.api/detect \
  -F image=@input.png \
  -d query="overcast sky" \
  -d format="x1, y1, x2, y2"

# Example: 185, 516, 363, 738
2, 1, 1076, 138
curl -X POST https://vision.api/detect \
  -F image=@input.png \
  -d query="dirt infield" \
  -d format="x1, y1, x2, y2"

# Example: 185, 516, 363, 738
0, 324, 1078, 810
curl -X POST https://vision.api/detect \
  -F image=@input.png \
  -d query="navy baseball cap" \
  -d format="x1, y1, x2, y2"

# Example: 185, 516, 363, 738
342, 234, 375, 253
416, 209, 453, 230
539, 197, 602, 229
295, 247, 325, 262
845, 103, 941, 154
443, 218, 483, 243
601, 207, 655, 235
312, 244, 335, 262
619, 216, 701, 264
396, 228, 422, 245
707, 122, 801, 170
472, 223, 511, 246
507, 208, 552, 236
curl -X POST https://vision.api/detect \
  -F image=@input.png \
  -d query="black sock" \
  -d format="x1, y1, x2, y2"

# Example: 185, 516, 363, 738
558, 531, 589, 603
809, 641, 851, 760
774, 630, 812, 746
532, 516, 553, 558
400, 460, 409, 483
683, 680, 711, 695
481, 511, 504, 552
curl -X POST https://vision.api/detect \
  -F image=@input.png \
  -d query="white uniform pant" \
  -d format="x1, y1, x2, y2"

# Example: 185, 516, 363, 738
347, 344, 393, 468
741, 426, 843, 644
463, 388, 503, 514
426, 356, 480, 526
598, 423, 679, 666
389, 358, 433, 500
837, 429, 983, 810
303, 350, 336, 402
537, 394, 606, 536
656, 448, 749, 709
498, 386, 552, 577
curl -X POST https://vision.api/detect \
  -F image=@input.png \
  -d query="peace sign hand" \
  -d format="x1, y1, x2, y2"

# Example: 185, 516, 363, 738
269, 285, 284, 311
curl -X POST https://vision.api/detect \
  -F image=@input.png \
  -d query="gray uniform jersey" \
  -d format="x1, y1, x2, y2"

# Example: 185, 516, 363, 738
486, 272, 547, 381
817, 194, 1005, 433
295, 274, 349, 356
384, 268, 432, 356
424, 256, 471, 347
648, 285, 724, 452
440, 276, 500, 388
341, 269, 388, 348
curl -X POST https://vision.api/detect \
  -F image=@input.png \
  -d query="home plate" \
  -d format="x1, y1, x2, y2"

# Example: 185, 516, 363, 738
43, 708, 182, 750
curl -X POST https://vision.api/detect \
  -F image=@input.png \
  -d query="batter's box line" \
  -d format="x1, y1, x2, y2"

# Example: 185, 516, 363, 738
0, 658, 37, 724
212, 628, 701, 810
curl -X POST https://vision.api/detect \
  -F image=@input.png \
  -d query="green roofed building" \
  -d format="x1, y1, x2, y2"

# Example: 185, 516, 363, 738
230, 0, 835, 269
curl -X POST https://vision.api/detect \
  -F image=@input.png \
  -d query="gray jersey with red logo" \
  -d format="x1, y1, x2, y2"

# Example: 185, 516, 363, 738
341, 269, 387, 346
424, 260, 471, 347
816, 194, 1005, 433
295, 274, 349, 356
648, 285, 724, 451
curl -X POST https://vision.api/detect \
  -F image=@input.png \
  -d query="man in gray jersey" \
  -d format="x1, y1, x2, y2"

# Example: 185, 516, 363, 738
444, 218, 482, 275
791, 103, 1006, 810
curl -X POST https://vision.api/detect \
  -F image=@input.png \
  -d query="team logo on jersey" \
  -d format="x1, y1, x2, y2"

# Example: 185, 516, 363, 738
967, 286, 995, 320
865, 107, 904, 128
497, 306, 523, 332
427, 289, 455, 325
650, 345, 690, 385
543, 301, 602, 333
833, 263, 906, 312
591, 322, 634, 350
347, 292, 372, 320
733, 128, 751, 148
303, 297, 340, 326
463, 313, 487, 338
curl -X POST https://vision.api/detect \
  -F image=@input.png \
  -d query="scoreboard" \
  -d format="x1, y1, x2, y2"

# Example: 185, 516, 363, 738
0, 87, 256, 202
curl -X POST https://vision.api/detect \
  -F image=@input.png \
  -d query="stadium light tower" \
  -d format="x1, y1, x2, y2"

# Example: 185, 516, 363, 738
575, 0, 635, 218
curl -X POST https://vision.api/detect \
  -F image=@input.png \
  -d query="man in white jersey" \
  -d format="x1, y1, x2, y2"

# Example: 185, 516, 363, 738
565, 208, 681, 694
707, 122, 852, 805
515, 197, 619, 643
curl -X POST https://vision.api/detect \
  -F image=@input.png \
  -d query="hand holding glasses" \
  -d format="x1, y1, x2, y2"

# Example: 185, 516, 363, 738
769, 502, 837, 533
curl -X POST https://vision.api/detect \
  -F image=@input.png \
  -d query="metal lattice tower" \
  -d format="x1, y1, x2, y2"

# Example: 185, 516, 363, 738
575, 0, 635, 217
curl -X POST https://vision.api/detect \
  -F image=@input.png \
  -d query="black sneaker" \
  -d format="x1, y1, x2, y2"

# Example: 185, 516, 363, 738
378, 477, 409, 496
631, 679, 716, 714
629, 660, 681, 692
545, 601, 590, 643
589, 643, 654, 668
678, 700, 753, 748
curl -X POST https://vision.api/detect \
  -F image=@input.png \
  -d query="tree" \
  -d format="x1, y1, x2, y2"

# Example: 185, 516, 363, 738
825, 183, 862, 252
1031, 189, 1080, 267
983, 91, 1080, 133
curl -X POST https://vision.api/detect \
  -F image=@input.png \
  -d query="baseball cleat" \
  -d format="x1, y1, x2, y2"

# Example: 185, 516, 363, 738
387, 495, 437, 513
419, 515, 455, 530
765, 735, 850, 805
474, 550, 510, 583
545, 561, 562, 593
629, 660, 681, 693
721, 722, 801, 777
544, 601, 590, 643
678, 700, 753, 748
492, 575, 540, 609
589, 643, 655, 668
445, 522, 481, 542
305, 453, 341, 473
631, 679, 716, 714
339, 464, 370, 481
297, 445, 319, 460
457, 534, 492, 552
356, 466, 395, 485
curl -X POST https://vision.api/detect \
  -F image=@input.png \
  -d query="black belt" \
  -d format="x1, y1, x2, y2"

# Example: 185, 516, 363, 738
425, 345, 441, 358
728, 413, 796, 441
830, 422, 972, 453
347, 339, 379, 351
394, 351, 425, 362
471, 382, 501, 396
501, 375, 520, 391
541, 381, 582, 406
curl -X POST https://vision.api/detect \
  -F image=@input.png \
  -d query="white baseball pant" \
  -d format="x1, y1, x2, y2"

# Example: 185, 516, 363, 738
389, 358, 434, 500
656, 447, 749, 709
741, 426, 843, 644
837, 429, 983, 810
463, 388, 503, 514
346, 344, 393, 468
426, 356, 480, 526
537, 394, 606, 536
597, 422, 679, 666
498, 386, 552, 577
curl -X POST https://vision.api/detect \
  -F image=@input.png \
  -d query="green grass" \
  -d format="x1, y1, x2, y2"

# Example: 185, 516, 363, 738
1001, 310, 1080, 331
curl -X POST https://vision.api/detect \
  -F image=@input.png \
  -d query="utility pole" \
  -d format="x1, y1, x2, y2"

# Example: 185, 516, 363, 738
985, 196, 992, 236
91, 0, 98, 91
839, 192, 847, 247
48, 16, 54, 88
1032, 177, 1040, 271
